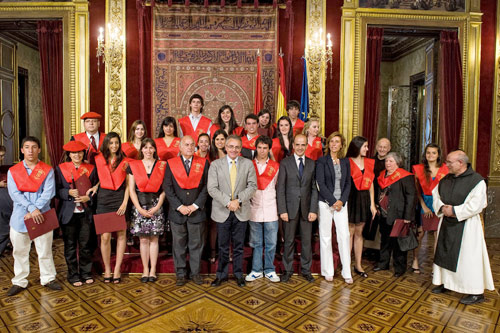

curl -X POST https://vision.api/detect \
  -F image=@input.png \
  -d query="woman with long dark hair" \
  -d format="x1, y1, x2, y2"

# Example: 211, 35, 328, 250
94, 132, 129, 283
122, 120, 147, 159
128, 138, 166, 282
257, 109, 276, 138
209, 105, 243, 137
345, 136, 377, 278
271, 116, 293, 163
411, 143, 448, 273
155, 116, 180, 161
209, 129, 227, 162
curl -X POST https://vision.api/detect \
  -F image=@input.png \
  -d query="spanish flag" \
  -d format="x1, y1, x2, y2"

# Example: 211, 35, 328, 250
253, 51, 263, 115
276, 52, 287, 121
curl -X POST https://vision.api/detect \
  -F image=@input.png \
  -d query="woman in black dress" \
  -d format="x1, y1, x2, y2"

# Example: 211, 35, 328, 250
93, 132, 129, 283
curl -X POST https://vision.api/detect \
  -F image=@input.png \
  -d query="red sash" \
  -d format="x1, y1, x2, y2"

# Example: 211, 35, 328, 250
179, 115, 211, 143
122, 142, 139, 159
73, 132, 105, 153
129, 160, 166, 193
95, 154, 128, 190
378, 168, 413, 189
253, 160, 279, 190
349, 158, 375, 191
271, 138, 284, 163
10, 161, 52, 192
242, 135, 259, 150
168, 156, 206, 189
209, 124, 244, 138
292, 119, 304, 136
58, 162, 94, 184
155, 137, 180, 161
305, 137, 323, 161
412, 164, 448, 195
194, 150, 210, 163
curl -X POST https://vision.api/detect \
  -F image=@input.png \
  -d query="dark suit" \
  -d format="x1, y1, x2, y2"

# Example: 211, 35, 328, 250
163, 157, 209, 278
316, 156, 351, 206
277, 155, 318, 274
55, 166, 98, 283
378, 174, 416, 274
0, 187, 13, 256
241, 148, 255, 160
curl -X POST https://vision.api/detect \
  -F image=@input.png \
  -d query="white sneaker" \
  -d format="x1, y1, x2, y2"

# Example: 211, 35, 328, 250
265, 272, 280, 282
245, 271, 263, 282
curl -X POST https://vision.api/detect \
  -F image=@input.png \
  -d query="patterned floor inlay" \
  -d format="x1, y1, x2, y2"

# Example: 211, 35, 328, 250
0, 235, 498, 332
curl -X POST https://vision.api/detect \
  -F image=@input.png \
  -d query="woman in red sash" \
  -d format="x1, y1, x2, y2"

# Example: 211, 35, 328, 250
411, 143, 448, 274
257, 109, 276, 138
94, 132, 129, 283
209, 129, 227, 162
194, 133, 210, 162
155, 117, 180, 161
128, 138, 166, 282
55, 141, 98, 286
374, 152, 416, 277
346, 136, 377, 278
271, 116, 293, 163
209, 105, 243, 138
122, 120, 146, 159
303, 117, 323, 160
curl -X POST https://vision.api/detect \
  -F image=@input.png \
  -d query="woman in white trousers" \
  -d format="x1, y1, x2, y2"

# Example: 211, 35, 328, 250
316, 132, 353, 284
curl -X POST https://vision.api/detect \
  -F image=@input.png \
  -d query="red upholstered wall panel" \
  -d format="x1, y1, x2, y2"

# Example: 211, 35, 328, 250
325, 0, 342, 134
89, 0, 105, 131
477, 0, 496, 177
126, 0, 141, 133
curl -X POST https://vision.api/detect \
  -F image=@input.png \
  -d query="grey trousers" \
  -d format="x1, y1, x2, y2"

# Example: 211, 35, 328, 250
282, 209, 312, 275
171, 220, 206, 278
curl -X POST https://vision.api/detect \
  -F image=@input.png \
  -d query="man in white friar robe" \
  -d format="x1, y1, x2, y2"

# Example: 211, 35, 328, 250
431, 150, 495, 305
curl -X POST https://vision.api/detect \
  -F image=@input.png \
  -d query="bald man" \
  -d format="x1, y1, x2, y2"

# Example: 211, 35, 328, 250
431, 150, 494, 305
163, 136, 209, 286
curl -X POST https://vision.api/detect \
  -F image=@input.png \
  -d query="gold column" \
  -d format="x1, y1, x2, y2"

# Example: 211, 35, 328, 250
305, 0, 326, 134
489, 0, 500, 186
104, 0, 127, 139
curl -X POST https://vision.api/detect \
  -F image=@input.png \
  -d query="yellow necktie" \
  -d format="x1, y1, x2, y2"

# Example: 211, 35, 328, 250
230, 160, 237, 199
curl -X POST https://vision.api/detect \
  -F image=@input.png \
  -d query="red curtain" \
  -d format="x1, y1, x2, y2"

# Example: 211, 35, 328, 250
362, 27, 383, 153
37, 21, 63, 166
137, 0, 152, 127
439, 30, 463, 155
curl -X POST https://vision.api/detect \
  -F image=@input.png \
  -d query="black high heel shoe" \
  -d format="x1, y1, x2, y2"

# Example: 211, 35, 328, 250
354, 267, 368, 278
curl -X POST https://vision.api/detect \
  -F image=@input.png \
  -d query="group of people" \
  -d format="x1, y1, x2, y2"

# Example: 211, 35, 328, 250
0, 94, 495, 306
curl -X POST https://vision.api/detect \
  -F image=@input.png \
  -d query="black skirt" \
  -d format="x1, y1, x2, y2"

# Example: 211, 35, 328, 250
96, 184, 126, 214
348, 184, 372, 224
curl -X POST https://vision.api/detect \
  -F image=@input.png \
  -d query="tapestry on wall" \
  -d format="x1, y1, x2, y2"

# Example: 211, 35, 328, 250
152, 4, 278, 135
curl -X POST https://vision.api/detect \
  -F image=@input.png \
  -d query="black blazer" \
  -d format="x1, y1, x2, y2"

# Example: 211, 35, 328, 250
277, 155, 318, 220
55, 166, 98, 225
241, 148, 255, 160
383, 174, 416, 225
163, 158, 209, 224
316, 156, 351, 206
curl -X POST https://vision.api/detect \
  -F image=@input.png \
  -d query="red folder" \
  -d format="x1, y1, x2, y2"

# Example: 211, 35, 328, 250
93, 212, 127, 234
24, 208, 59, 240
422, 214, 439, 231
390, 219, 410, 237
74, 175, 92, 196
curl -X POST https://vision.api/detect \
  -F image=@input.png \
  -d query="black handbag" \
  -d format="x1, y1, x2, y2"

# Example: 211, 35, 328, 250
397, 224, 418, 251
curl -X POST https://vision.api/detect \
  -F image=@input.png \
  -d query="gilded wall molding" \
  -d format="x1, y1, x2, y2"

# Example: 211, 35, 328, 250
305, 0, 326, 134
0, 1, 89, 155
104, 0, 127, 139
340, 2, 481, 167
489, 0, 500, 186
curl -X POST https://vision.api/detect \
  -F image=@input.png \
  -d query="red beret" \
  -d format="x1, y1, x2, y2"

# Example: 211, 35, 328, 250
80, 111, 102, 120
63, 141, 88, 152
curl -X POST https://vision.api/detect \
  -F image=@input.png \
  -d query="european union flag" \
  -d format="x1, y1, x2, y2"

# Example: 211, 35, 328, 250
300, 57, 309, 121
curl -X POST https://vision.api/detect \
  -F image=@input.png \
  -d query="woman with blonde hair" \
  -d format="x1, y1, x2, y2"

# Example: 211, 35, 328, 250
303, 117, 323, 160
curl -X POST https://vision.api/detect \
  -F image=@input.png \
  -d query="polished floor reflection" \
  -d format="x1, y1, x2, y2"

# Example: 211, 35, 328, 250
0, 233, 498, 332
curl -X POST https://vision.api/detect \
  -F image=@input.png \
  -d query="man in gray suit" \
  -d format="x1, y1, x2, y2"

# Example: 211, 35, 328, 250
207, 135, 257, 287
277, 134, 318, 283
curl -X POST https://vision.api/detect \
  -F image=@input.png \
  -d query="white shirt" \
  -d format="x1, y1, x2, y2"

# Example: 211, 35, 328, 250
227, 155, 239, 172
86, 132, 99, 147
179, 113, 212, 137
294, 153, 306, 169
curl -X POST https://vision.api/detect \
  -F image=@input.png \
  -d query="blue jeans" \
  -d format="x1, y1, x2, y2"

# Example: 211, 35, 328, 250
248, 221, 278, 274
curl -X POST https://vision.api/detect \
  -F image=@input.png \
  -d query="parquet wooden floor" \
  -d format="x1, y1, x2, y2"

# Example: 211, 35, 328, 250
0, 233, 498, 332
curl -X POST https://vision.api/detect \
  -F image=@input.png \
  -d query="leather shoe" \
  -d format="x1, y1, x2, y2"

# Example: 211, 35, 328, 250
176, 277, 187, 286
210, 277, 227, 287
394, 272, 404, 278
7, 285, 26, 296
236, 277, 246, 287
280, 272, 293, 283
431, 284, 449, 294
45, 280, 62, 291
373, 266, 388, 272
302, 273, 315, 283
191, 275, 203, 285
460, 294, 485, 305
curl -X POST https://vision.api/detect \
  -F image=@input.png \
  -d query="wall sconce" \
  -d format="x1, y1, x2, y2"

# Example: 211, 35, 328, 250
96, 24, 124, 73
